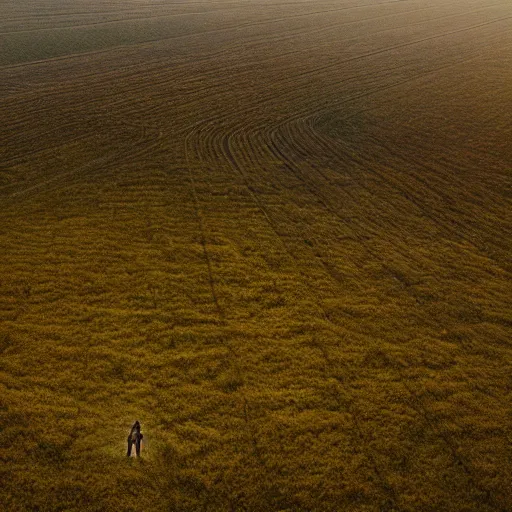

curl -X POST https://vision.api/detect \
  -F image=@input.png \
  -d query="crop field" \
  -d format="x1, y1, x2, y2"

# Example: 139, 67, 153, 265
1, 0, 511, 510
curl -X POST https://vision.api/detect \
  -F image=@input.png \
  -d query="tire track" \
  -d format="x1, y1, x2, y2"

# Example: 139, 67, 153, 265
177, 6, 510, 504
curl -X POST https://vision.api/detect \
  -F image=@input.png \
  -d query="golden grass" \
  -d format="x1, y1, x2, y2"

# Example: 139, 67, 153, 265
1, 0, 511, 510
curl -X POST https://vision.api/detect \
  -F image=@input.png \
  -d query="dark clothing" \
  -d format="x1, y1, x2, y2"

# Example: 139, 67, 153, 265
127, 422, 143, 457
133, 431, 143, 457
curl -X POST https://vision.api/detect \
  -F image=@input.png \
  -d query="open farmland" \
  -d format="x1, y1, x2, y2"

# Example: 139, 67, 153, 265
1, 0, 511, 510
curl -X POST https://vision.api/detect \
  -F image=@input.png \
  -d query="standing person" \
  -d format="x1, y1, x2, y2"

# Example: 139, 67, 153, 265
133, 421, 143, 457
127, 421, 143, 457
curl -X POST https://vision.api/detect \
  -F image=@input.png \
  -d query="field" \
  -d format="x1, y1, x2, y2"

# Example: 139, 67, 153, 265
1, 0, 511, 510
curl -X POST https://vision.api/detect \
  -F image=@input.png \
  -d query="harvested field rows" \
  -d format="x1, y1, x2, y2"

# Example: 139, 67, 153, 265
1, 1, 511, 510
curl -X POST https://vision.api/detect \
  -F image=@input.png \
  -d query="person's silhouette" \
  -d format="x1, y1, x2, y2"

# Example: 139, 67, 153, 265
127, 421, 144, 457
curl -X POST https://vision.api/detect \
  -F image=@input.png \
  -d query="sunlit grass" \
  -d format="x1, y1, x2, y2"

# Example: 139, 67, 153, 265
1, 0, 511, 510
